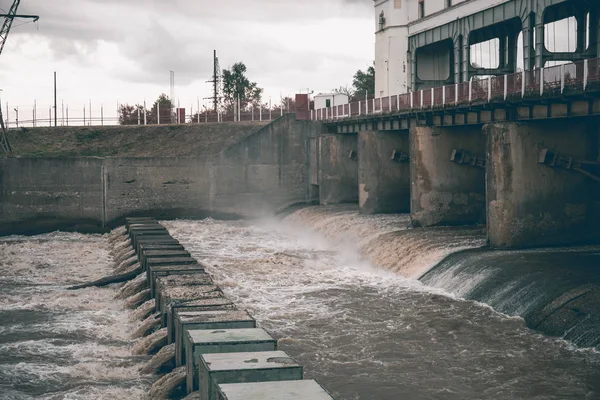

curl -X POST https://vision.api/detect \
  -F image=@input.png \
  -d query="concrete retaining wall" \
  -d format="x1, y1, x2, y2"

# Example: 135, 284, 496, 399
0, 115, 315, 235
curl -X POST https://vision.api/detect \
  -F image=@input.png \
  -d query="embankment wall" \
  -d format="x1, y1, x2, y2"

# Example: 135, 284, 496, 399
0, 115, 315, 235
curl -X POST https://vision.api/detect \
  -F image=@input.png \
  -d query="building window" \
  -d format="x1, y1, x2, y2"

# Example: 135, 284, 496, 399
325, 99, 331, 108
446, 0, 451, 7
419, 0, 425, 18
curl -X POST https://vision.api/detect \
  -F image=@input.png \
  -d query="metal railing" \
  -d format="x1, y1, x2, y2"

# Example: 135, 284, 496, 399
312, 57, 600, 121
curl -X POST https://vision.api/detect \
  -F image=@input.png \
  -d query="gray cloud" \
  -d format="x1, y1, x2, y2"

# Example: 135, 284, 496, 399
8, 0, 373, 98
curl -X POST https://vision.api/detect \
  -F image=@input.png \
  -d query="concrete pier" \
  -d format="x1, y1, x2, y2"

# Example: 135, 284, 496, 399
199, 351, 303, 400
107, 219, 334, 399
185, 328, 278, 393
318, 134, 358, 205
485, 120, 600, 248
217, 380, 335, 400
358, 130, 410, 214
175, 310, 256, 366
410, 125, 486, 227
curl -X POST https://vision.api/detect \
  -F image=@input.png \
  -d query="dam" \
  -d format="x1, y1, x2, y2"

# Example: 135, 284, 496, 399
1, 110, 600, 398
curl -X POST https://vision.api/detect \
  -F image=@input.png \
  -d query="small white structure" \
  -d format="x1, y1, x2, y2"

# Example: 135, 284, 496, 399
313, 93, 349, 110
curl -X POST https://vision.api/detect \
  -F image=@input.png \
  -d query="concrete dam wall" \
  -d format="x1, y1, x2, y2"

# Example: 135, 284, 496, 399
0, 115, 317, 235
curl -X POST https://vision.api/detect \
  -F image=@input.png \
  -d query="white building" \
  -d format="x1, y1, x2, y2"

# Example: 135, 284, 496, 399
313, 93, 349, 110
374, 0, 472, 97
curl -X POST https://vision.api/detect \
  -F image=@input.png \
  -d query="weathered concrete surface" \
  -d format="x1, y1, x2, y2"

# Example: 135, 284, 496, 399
410, 125, 486, 227
0, 158, 104, 234
0, 115, 320, 235
486, 120, 600, 248
318, 134, 358, 204
358, 130, 410, 214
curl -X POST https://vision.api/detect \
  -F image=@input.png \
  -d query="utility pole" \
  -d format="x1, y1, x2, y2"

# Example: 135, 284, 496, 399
204, 50, 221, 114
54, 71, 57, 127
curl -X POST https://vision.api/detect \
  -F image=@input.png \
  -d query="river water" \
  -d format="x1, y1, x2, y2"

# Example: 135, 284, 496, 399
0, 232, 151, 399
1, 205, 599, 399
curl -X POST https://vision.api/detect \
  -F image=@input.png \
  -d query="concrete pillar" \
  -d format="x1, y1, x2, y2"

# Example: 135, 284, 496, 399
358, 131, 410, 214
318, 134, 358, 205
522, 13, 536, 71
534, 14, 545, 69
462, 40, 471, 82
453, 35, 463, 84
410, 125, 486, 227
486, 120, 600, 248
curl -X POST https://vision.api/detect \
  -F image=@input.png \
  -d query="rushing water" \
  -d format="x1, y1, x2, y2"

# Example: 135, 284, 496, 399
2, 205, 600, 400
0, 232, 152, 400
163, 206, 600, 400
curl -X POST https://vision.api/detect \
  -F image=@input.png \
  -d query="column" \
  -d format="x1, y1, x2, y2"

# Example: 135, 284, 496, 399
318, 134, 359, 205
358, 131, 410, 214
410, 125, 486, 227
486, 120, 600, 248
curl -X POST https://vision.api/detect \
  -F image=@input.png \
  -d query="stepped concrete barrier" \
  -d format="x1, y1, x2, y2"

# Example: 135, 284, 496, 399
104, 216, 333, 400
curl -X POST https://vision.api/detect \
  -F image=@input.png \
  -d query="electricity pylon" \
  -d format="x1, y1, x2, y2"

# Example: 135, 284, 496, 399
0, 0, 40, 155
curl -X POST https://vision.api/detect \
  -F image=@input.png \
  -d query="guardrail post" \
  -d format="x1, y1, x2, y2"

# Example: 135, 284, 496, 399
521, 71, 525, 97
540, 67, 544, 96
584, 60, 589, 90
442, 85, 446, 105
359, 101, 362, 115
366, 98, 369, 114
420, 90, 424, 108
560, 65, 565, 94
372, 98, 375, 114
388, 95, 392, 112
504, 75, 508, 100
431, 88, 435, 106
455, 84, 458, 103
410, 92, 414, 108
397, 94, 400, 111
488, 77, 492, 101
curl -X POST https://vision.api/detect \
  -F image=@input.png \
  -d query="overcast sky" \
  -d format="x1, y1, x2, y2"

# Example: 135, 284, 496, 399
0, 0, 374, 124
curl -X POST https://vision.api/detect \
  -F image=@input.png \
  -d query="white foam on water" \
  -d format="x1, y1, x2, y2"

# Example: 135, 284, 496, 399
0, 231, 150, 399
163, 208, 600, 400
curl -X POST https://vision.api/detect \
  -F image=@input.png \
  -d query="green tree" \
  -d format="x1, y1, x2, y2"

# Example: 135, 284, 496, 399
147, 94, 173, 124
222, 62, 263, 111
352, 65, 375, 100
118, 103, 145, 125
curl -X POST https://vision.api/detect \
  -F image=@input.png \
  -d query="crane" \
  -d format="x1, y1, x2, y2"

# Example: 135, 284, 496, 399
0, 0, 39, 154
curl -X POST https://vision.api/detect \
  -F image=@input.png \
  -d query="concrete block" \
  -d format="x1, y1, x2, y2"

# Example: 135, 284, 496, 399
175, 310, 256, 365
185, 328, 277, 393
141, 250, 191, 270
217, 380, 335, 400
145, 256, 197, 277
166, 298, 236, 343
125, 217, 156, 230
149, 264, 206, 298
135, 237, 180, 254
138, 243, 186, 259
200, 351, 302, 400
158, 284, 222, 316
131, 230, 172, 249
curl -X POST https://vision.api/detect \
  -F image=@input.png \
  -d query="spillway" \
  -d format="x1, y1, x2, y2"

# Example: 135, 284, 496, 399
1, 205, 599, 399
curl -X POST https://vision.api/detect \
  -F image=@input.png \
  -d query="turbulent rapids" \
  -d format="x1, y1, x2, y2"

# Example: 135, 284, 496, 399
1, 205, 600, 399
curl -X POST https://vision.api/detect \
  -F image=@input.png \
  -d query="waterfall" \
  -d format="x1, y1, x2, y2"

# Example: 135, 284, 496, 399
140, 344, 176, 375
147, 366, 186, 399
117, 274, 148, 300
133, 328, 168, 356
126, 288, 151, 310
131, 299, 156, 322
133, 313, 162, 339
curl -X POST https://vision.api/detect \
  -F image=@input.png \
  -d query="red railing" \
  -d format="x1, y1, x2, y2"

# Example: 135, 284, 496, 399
312, 57, 600, 121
